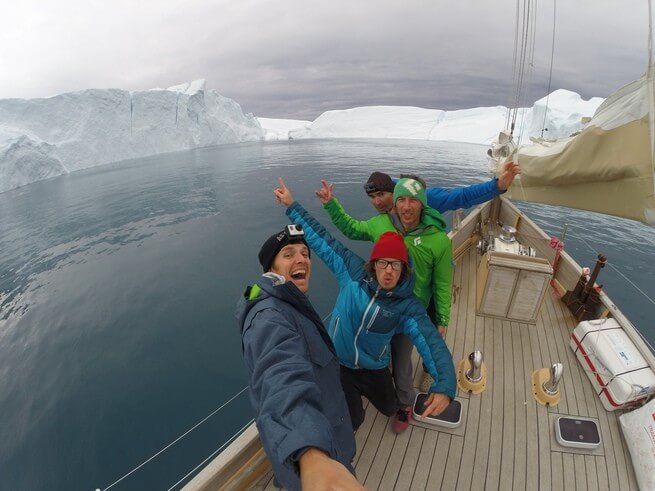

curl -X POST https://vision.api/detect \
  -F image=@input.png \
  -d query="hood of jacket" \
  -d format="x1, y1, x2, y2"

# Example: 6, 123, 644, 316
412, 206, 447, 234
236, 273, 327, 336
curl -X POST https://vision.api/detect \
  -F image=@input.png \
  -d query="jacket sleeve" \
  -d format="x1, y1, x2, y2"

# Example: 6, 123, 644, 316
242, 307, 338, 475
431, 233, 453, 327
398, 306, 456, 399
286, 201, 365, 287
322, 198, 375, 242
425, 178, 502, 212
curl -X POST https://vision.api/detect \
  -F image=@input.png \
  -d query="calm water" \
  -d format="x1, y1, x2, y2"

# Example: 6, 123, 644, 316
1, 139, 654, 490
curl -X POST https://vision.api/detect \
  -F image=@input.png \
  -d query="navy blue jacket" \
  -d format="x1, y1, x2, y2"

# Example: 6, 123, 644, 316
236, 274, 356, 491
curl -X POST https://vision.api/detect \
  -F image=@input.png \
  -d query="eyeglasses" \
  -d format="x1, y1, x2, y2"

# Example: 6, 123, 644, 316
375, 259, 403, 271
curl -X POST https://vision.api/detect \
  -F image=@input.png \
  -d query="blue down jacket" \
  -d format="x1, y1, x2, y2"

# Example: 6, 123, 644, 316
425, 177, 502, 212
236, 274, 355, 491
286, 201, 456, 400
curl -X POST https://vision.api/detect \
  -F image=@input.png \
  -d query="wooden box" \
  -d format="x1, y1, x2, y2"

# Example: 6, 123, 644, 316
476, 251, 553, 323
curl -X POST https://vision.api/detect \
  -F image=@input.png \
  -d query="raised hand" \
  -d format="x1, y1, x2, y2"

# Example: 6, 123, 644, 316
315, 180, 334, 204
497, 161, 521, 191
273, 177, 294, 207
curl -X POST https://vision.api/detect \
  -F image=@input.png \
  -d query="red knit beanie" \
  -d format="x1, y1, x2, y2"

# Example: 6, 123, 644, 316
370, 232, 409, 264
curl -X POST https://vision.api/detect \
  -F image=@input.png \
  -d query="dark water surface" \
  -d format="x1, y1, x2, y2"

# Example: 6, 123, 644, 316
1, 139, 653, 490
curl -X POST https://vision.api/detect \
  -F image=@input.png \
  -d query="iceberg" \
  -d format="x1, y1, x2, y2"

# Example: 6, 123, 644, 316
0, 80, 602, 193
257, 117, 312, 141
0, 79, 263, 193
284, 90, 602, 144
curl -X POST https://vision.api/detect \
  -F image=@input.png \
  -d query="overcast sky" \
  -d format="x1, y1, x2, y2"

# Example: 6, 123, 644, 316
0, 0, 650, 120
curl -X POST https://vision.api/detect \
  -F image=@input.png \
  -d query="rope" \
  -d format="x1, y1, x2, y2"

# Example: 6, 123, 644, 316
98, 386, 249, 491
166, 419, 254, 491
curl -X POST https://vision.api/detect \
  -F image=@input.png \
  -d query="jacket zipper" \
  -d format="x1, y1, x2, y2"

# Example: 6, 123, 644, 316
331, 316, 340, 339
354, 287, 380, 367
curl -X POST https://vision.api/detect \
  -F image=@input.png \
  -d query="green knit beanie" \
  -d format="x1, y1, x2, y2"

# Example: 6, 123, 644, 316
393, 178, 427, 207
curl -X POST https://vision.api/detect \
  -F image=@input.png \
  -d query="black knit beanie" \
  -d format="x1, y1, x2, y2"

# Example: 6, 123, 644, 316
258, 227, 310, 272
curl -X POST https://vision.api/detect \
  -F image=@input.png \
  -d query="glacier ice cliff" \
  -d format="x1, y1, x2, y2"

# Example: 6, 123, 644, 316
0, 80, 263, 193
286, 90, 603, 144
0, 81, 602, 193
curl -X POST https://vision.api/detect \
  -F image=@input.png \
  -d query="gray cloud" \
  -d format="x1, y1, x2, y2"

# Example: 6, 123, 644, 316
1, 0, 648, 119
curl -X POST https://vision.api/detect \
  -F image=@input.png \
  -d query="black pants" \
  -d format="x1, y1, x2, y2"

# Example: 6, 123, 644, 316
340, 365, 398, 431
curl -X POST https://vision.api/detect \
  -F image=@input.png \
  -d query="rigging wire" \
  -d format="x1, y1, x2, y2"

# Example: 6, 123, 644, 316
98, 386, 249, 491
97, 312, 333, 489
513, 0, 532, 128
540, 0, 558, 138
516, 0, 538, 141
166, 419, 254, 491
508, 0, 537, 135
574, 233, 655, 309
163, 311, 335, 488
516, 222, 655, 308
507, 0, 522, 130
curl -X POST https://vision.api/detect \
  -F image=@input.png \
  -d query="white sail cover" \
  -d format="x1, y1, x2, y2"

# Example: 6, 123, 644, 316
504, 67, 655, 226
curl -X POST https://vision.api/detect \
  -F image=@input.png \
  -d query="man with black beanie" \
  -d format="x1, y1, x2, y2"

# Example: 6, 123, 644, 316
236, 226, 364, 491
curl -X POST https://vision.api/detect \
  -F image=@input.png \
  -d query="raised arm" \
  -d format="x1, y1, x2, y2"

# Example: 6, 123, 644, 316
398, 303, 456, 415
274, 178, 366, 286
314, 179, 376, 242
424, 162, 521, 212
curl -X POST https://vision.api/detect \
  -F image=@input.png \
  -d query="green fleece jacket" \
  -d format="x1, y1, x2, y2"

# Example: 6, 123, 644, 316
323, 198, 453, 326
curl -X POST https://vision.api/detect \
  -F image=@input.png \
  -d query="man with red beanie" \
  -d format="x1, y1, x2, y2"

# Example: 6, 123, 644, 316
274, 178, 456, 432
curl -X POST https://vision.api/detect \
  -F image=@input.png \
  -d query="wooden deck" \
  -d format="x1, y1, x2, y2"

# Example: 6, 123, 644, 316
254, 244, 638, 490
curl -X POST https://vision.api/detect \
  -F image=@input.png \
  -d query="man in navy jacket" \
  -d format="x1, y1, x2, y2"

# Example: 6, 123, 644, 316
237, 226, 364, 491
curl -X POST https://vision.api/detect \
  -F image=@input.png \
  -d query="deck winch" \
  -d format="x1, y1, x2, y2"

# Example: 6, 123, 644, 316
477, 224, 536, 257
457, 350, 487, 394
532, 362, 564, 406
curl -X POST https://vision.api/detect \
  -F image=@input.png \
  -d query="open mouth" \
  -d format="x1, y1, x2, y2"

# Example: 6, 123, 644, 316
291, 270, 307, 280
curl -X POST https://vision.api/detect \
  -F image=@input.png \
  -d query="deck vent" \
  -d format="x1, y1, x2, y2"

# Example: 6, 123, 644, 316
412, 393, 462, 428
555, 416, 601, 449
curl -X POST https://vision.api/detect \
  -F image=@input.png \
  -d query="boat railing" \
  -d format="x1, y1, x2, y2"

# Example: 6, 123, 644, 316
454, 199, 655, 363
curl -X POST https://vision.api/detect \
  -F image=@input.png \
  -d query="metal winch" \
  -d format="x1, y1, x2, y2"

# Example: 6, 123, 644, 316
477, 224, 536, 257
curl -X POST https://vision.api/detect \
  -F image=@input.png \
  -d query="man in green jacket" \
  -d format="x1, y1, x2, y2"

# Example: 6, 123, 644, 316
316, 177, 452, 433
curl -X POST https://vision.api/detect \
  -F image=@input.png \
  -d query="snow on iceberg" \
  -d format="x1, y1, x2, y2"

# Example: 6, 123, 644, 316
527, 89, 605, 139
0, 80, 603, 194
285, 92, 602, 145
0, 80, 263, 193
